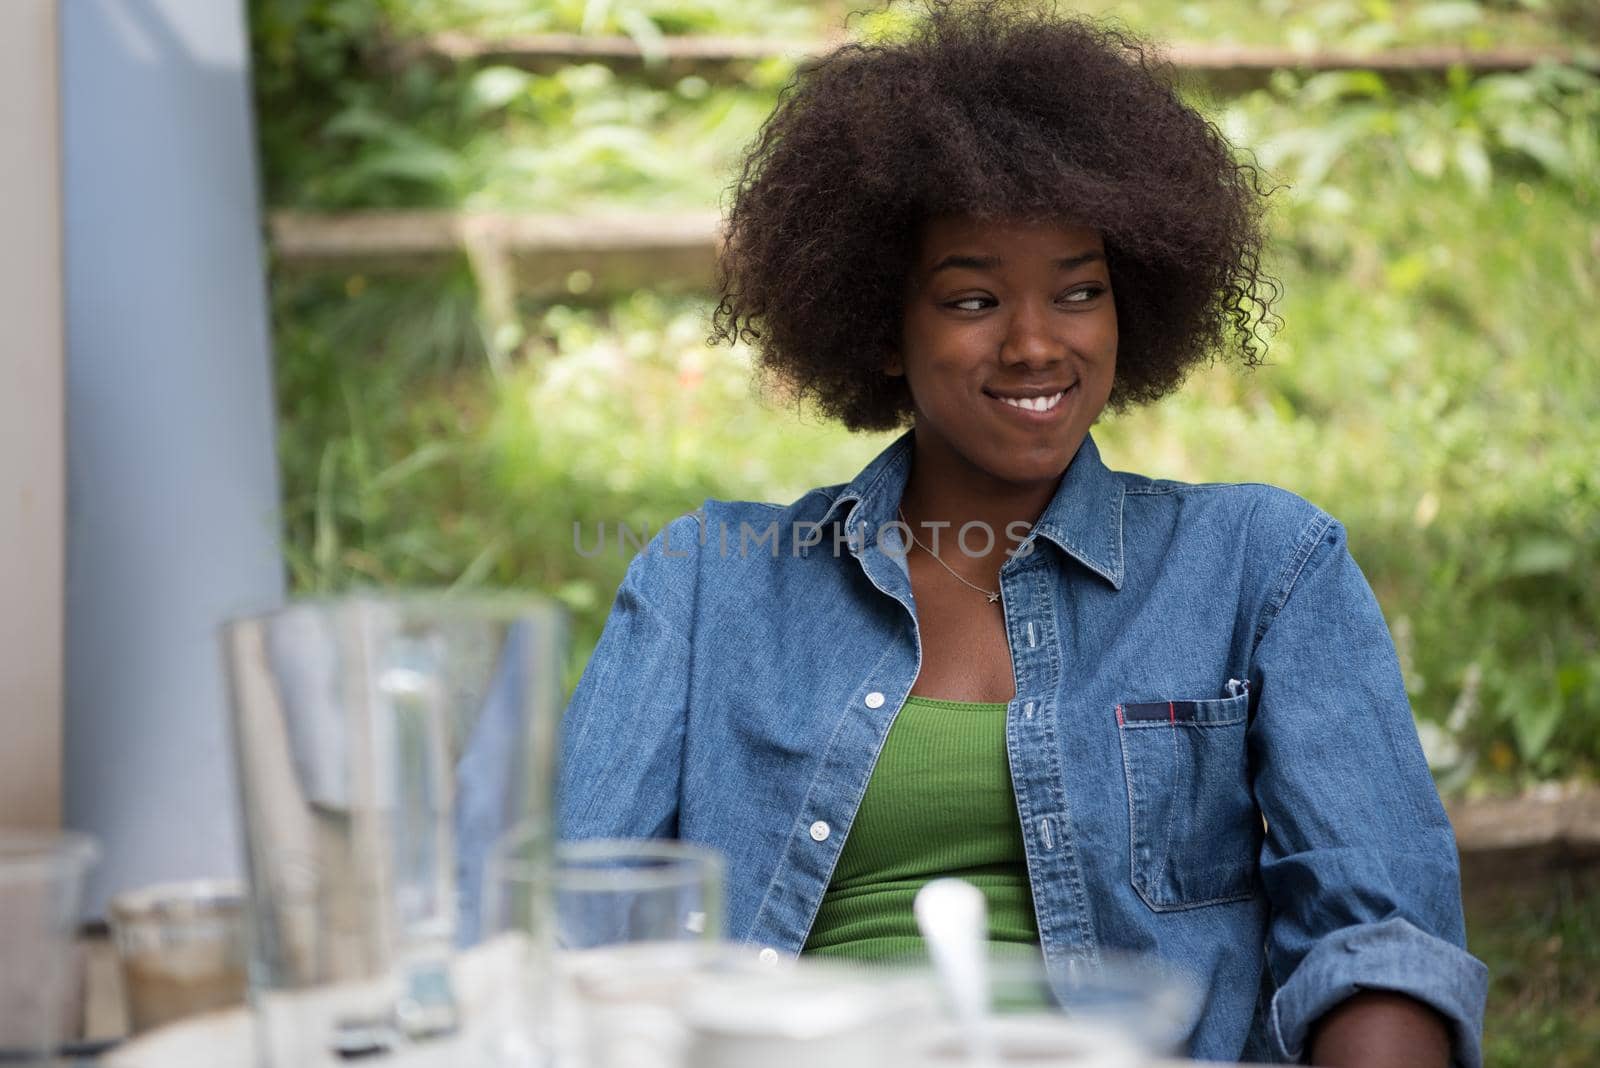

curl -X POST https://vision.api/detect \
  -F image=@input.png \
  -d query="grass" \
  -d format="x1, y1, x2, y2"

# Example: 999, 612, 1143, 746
1470, 868, 1600, 1066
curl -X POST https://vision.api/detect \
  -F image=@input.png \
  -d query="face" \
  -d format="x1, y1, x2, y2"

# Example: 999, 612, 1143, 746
889, 214, 1118, 488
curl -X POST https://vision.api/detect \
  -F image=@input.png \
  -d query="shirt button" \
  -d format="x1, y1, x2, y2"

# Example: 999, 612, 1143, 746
864, 691, 885, 709
758, 947, 779, 965
809, 820, 830, 842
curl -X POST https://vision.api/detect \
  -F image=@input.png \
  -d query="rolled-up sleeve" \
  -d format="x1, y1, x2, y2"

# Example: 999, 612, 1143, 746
1248, 512, 1488, 1066
557, 511, 704, 843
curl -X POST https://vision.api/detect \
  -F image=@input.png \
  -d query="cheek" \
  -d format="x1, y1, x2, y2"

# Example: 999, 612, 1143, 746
1087, 309, 1119, 370
1095, 300, 1119, 348
903, 359, 964, 413
902, 320, 986, 383
914, 355, 989, 418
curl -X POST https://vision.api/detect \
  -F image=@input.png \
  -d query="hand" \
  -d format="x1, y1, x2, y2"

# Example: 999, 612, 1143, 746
1308, 989, 1452, 1067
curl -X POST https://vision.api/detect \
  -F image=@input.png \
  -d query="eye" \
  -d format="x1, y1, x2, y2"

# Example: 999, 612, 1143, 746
945, 296, 994, 311
1060, 285, 1106, 304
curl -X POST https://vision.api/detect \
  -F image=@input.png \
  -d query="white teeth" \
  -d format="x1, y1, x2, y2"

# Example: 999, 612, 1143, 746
998, 391, 1065, 412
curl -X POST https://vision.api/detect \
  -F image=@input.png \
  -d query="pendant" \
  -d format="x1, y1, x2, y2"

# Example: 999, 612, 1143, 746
987, 591, 1001, 604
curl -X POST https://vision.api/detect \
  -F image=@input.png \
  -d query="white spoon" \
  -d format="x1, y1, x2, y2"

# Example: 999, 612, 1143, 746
914, 878, 998, 1067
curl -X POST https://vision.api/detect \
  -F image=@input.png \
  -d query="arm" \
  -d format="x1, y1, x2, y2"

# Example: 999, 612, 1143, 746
557, 512, 703, 842
1247, 512, 1488, 1067
1309, 990, 1452, 1067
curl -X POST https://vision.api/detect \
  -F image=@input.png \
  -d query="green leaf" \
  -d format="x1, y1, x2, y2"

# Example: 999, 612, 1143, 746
618, 9, 668, 65
1512, 692, 1562, 761
1300, 70, 1391, 106
1408, 136, 1448, 180
579, 0, 612, 35
371, 442, 457, 491
1505, 537, 1578, 577
1499, 126, 1575, 182
322, 106, 401, 141
1453, 136, 1492, 196
347, 144, 465, 192
1415, 1, 1484, 32
465, 66, 531, 116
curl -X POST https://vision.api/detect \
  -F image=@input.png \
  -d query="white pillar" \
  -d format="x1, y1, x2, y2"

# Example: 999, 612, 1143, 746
0, 0, 65, 832
61, 0, 284, 915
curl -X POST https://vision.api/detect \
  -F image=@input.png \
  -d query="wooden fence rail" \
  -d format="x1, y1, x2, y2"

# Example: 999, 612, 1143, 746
1449, 785, 1600, 892
269, 210, 725, 297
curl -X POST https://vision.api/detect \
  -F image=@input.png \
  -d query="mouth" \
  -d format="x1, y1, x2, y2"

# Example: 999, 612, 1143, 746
983, 384, 1076, 420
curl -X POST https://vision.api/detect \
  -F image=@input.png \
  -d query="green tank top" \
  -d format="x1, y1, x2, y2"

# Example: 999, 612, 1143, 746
801, 694, 1041, 962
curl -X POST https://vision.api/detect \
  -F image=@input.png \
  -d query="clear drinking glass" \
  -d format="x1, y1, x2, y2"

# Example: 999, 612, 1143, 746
483, 830, 728, 1068
107, 879, 247, 1033
0, 831, 98, 1065
223, 594, 567, 1067
553, 838, 724, 949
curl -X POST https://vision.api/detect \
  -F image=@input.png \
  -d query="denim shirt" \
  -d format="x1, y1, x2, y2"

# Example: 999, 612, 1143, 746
557, 429, 1488, 1064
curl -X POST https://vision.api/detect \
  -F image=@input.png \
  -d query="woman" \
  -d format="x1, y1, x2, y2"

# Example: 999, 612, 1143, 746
557, 3, 1486, 1064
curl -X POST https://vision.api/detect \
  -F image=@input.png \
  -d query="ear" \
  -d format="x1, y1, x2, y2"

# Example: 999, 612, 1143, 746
882, 347, 904, 377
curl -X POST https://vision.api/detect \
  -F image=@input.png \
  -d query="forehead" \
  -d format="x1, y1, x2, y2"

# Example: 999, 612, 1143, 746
915, 214, 1104, 263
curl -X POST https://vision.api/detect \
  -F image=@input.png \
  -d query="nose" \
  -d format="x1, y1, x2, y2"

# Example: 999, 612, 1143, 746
998, 298, 1065, 368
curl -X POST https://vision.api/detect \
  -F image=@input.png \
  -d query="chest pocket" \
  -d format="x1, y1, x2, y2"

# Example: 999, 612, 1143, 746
1115, 689, 1260, 911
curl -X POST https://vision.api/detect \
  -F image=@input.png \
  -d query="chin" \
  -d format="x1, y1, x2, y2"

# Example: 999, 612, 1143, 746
982, 444, 1076, 486
1009, 459, 1074, 486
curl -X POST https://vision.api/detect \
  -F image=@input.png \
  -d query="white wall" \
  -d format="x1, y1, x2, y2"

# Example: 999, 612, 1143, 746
0, 0, 65, 831
61, 0, 284, 914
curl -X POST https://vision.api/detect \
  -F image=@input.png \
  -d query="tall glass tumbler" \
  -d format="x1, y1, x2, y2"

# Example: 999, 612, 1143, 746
223, 595, 566, 1067
0, 831, 98, 1065
553, 839, 725, 950
485, 830, 728, 1068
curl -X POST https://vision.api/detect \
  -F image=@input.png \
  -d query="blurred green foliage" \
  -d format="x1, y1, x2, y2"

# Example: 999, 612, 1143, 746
1073, 0, 1586, 48
261, 58, 785, 210
375, 0, 823, 37
348, 0, 1592, 46
253, 1, 1599, 773
1469, 870, 1600, 1067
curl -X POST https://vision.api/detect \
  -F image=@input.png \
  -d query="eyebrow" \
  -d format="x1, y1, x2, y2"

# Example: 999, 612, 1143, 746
928, 250, 1106, 275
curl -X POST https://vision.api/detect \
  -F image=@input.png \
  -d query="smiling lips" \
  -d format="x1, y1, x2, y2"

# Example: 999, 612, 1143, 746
985, 384, 1074, 417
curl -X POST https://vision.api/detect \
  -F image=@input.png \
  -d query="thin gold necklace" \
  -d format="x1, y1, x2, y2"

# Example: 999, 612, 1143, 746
897, 505, 1002, 604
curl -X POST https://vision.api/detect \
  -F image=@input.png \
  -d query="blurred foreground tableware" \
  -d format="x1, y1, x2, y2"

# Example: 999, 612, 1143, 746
484, 830, 727, 1066
557, 941, 772, 1068
680, 957, 937, 1068
917, 1014, 1142, 1067
551, 837, 724, 949
97, 938, 1241, 1068
223, 594, 567, 1067
1042, 950, 1200, 1057
0, 831, 98, 1065
101, 932, 531, 1068
108, 879, 246, 1034
902, 947, 1200, 1065
914, 877, 998, 1065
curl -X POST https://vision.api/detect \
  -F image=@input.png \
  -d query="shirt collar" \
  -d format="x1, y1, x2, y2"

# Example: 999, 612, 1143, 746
818, 427, 1126, 590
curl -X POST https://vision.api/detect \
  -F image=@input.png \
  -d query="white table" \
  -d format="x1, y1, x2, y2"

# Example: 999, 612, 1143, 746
101, 938, 1244, 1067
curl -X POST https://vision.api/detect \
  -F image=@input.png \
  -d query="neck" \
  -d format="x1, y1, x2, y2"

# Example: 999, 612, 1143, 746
897, 430, 1065, 563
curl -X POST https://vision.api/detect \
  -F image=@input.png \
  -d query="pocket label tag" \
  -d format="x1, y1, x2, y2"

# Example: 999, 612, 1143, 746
1119, 700, 1196, 723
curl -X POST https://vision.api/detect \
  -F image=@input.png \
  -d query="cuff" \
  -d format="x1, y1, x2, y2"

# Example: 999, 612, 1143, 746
1269, 916, 1488, 1067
